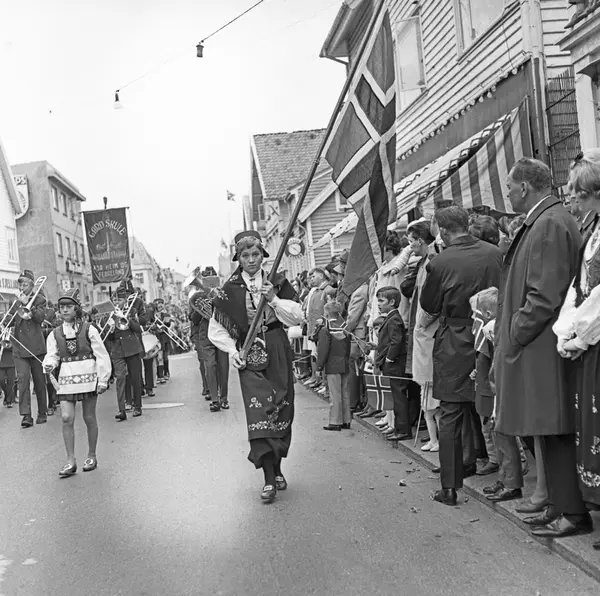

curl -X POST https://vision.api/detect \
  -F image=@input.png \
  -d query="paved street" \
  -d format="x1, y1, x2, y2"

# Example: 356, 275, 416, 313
0, 354, 598, 596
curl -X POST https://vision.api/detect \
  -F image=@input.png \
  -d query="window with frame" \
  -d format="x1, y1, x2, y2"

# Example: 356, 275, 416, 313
56, 233, 63, 256
80, 243, 86, 265
395, 15, 427, 110
134, 272, 144, 285
73, 242, 79, 263
51, 186, 59, 210
455, 0, 514, 52
70, 198, 75, 220
61, 192, 68, 215
65, 237, 71, 258
5, 227, 17, 263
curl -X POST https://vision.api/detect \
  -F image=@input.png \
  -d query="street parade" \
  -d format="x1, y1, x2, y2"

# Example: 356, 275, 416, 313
3, 0, 600, 595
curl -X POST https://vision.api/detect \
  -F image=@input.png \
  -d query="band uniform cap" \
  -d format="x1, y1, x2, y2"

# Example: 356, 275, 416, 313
18, 269, 35, 282
58, 288, 81, 308
154, 298, 165, 304
232, 230, 270, 262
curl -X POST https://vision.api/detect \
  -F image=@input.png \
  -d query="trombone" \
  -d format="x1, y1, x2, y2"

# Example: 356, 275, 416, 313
0, 276, 47, 331
153, 315, 188, 351
99, 293, 139, 341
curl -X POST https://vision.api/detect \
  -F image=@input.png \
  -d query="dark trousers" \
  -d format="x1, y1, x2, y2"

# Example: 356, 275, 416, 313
196, 348, 209, 394
348, 342, 364, 409
15, 356, 47, 418
494, 432, 524, 490
390, 378, 420, 436
439, 401, 476, 489
542, 434, 587, 517
200, 340, 229, 401
0, 367, 15, 404
114, 355, 142, 411
463, 404, 485, 462
143, 358, 154, 391
162, 343, 170, 376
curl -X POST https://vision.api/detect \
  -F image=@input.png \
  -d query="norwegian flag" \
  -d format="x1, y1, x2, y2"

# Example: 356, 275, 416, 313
323, 7, 397, 297
365, 374, 394, 411
472, 310, 487, 353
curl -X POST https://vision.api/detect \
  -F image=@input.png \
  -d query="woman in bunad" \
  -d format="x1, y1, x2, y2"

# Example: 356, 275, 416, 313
553, 149, 600, 550
208, 231, 303, 503
405, 219, 440, 452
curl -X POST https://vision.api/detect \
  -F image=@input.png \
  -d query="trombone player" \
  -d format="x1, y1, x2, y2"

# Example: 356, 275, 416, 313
9, 270, 48, 428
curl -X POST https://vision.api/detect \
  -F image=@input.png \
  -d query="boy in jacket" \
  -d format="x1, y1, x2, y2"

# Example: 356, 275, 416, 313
316, 301, 351, 431
375, 286, 412, 441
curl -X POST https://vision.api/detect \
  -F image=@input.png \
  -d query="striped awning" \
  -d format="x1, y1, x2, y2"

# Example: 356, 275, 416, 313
312, 99, 531, 247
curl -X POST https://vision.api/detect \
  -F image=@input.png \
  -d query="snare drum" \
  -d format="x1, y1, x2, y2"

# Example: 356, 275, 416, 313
142, 332, 160, 360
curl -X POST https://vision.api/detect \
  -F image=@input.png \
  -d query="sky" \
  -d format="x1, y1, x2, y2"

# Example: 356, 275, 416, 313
0, 0, 345, 274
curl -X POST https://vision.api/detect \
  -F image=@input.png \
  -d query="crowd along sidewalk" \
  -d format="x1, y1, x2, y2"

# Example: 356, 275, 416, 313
299, 381, 600, 584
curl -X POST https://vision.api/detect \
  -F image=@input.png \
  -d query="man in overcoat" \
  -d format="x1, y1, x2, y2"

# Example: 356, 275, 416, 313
420, 206, 502, 506
495, 157, 592, 538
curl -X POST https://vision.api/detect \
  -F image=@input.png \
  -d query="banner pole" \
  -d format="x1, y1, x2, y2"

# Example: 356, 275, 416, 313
239, 0, 386, 361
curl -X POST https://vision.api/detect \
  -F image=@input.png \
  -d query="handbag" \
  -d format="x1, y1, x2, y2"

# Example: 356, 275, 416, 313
245, 336, 269, 371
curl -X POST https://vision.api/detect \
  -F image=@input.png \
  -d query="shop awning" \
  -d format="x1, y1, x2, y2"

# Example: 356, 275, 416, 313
312, 100, 531, 247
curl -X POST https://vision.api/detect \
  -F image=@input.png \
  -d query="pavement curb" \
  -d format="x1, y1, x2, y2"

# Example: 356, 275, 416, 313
299, 383, 600, 584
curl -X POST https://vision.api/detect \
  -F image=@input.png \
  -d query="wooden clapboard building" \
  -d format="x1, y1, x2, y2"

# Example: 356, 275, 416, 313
314, 0, 575, 247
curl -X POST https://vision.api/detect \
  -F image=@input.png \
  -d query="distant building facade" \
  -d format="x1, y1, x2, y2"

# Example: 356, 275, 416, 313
11, 161, 93, 305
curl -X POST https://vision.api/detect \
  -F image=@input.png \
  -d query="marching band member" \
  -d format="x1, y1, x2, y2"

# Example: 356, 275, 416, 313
208, 230, 303, 503
139, 297, 156, 398
153, 298, 172, 383
43, 289, 111, 477
10, 270, 48, 429
106, 286, 144, 420
188, 274, 229, 412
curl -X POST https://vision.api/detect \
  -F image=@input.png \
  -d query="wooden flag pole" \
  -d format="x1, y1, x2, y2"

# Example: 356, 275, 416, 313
239, 0, 386, 361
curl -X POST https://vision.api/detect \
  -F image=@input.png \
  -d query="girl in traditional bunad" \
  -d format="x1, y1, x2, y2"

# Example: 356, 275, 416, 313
43, 289, 111, 477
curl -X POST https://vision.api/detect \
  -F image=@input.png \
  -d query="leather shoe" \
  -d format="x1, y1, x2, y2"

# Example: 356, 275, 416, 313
115, 411, 127, 421
431, 488, 457, 506
387, 433, 411, 441
487, 487, 522, 502
323, 424, 342, 431
21, 415, 34, 428
261, 485, 277, 503
36, 415, 47, 425
531, 513, 593, 538
374, 411, 386, 419
515, 500, 549, 514
275, 475, 287, 491
431, 466, 440, 473
341, 423, 351, 430
476, 462, 499, 476
593, 540, 600, 550
360, 409, 381, 419
523, 506, 558, 526
133, 408, 142, 417
463, 463, 477, 479
483, 481, 504, 495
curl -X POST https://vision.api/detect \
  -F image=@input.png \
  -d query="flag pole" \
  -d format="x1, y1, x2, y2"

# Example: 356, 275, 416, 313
239, 0, 387, 361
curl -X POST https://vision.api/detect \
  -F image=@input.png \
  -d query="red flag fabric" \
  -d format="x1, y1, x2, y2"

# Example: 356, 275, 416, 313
323, 8, 396, 297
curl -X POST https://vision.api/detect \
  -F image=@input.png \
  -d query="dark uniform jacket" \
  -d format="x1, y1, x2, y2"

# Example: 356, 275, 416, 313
375, 309, 407, 377
107, 320, 144, 359
316, 319, 351, 375
420, 235, 502, 403
495, 197, 581, 436
11, 292, 47, 358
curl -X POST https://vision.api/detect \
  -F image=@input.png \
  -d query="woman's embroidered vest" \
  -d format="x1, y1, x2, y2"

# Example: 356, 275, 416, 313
53, 323, 98, 394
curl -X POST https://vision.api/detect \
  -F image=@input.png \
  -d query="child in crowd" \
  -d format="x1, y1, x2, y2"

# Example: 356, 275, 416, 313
316, 301, 351, 431
0, 331, 15, 408
43, 289, 112, 478
374, 286, 411, 441
469, 287, 499, 475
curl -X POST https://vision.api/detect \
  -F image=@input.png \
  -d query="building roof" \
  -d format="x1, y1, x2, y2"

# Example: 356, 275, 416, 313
12, 160, 87, 202
251, 129, 325, 201
130, 236, 155, 268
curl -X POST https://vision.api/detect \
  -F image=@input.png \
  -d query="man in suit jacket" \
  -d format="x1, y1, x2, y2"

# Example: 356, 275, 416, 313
420, 206, 502, 506
345, 281, 369, 410
374, 286, 414, 441
495, 157, 591, 538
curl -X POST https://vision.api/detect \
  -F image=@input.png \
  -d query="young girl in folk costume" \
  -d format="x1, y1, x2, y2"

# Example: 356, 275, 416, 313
208, 230, 303, 503
43, 289, 111, 477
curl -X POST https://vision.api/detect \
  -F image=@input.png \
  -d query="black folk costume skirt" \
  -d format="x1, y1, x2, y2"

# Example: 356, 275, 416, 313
59, 391, 98, 403
239, 327, 295, 468
575, 344, 600, 506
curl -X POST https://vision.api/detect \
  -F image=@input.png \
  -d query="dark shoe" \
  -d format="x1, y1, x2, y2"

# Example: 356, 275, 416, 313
157, 378, 166, 385
431, 488, 457, 506
6, 402, 12, 408
387, 433, 411, 441
593, 540, 600, 550
323, 424, 342, 431
47, 407, 54, 416
147, 390, 155, 397
210, 402, 221, 412
431, 466, 440, 474
476, 462, 499, 476
359, 409, 380, 419
36, 415, 47, 425
523, 506, 558, 526
275, 475, 288, 491
341, 423, 351, 430
261, 484, 277, 503
58, 463, 77, 478
421, 436, 431, 443
133, 408, 142, 417
141, 389, 146, 397
220, 400, 230, 410
463, 463, 477, 479
83, 457, 98, 472
204, 394, 212, 401
374, 411, 386, 419
515, 500, 549, 514
115, 411, 127, 421
487, 487, 523, 502
483, 481, 504, 495
21, 415, 34, 428
531, 514, 593, 538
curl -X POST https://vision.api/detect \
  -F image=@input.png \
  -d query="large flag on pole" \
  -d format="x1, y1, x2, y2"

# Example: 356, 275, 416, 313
323, 7, 396, 297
